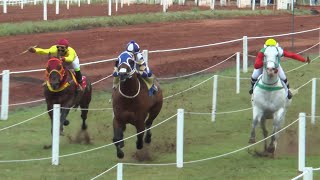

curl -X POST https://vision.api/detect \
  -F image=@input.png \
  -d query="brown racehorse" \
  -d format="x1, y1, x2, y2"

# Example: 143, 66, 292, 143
112, 52, 163, 159
44, 57, 92, 136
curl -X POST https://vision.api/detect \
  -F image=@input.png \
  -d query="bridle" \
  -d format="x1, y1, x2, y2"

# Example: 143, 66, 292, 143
117, 57, 141, 99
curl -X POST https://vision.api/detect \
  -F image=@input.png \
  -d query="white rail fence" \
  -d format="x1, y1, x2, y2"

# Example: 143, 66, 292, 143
0, 72, 318, 178
2, 0, 300, 20
1, 27, 319, 120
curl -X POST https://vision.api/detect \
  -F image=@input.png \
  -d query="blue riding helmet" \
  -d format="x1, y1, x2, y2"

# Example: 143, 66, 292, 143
126, 40, 140, 54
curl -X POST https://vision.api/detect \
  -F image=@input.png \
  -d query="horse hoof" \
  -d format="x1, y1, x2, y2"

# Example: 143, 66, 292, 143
136, 142, 143, 150
248, 138, 256, 143
63, 120, 70, 126
267, 146, 275, 153
81, 124, 87, 130
144, 136, 151, 144
117, 149, 124, 159
43, 144, 52, 149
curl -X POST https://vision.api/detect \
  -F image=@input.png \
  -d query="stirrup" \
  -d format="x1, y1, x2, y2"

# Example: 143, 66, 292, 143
287, 90, 293, 99
77, 84, 83, 91
249, 88, 253, 95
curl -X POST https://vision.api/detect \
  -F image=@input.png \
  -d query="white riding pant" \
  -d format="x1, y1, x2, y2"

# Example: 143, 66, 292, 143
251, 65, 287, 80
64, 56, 81, 71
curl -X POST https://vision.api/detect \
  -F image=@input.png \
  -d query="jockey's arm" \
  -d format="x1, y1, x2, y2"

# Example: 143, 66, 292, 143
34, 45, 57, 55
63, 47, 77, 63
283, 50, 306, 62
254, 51, 264, 69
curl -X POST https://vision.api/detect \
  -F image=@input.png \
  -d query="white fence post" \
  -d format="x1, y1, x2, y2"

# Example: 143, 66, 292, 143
304, 167, 313, 180
236, 52, 240, 94
3, 0, 7, 13
88, 0, 90, 4
108, 0, 112, 16
34, 0, 37, 5
176, 109, 184, 168
117, 163, 123, 180
116, 0, 118, 11
311, 78, 316, 125
56, 0, 59, 14
78, 0, 80, 7
43, 0, 48, 21
52, 104, 60, 165
67, 0, 70, 9
163, 0, 166, 12
212, 75, 218, 122
299, 112, 306, 172
20, 0, 24, 9
142, 50, 149, 67
1, 70, 10, 120
210, 0, 215, 9
242, 36, 248, 73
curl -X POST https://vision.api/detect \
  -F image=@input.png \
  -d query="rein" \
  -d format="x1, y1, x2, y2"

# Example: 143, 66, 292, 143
119, 77, 141, 99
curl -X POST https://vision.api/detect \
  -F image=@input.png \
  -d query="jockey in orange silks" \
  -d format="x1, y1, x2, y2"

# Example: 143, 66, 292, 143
29, 39, 84, 91
249, 38, 310, 99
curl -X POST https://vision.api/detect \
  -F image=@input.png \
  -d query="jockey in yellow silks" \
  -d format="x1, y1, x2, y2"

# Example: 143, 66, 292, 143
28, 39, 84, 91
113, 40, 158, 96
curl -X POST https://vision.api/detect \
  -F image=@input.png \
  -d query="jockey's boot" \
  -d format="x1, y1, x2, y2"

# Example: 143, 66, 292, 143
283, 79, 292, 99
249, 78, 257, 95
75, 70, 83, 92
148, 84, 158, 96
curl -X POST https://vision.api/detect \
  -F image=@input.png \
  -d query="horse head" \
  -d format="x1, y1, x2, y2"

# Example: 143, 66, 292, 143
46, 57, 66, 90
117, 52, 136, 82
264, 46, 280, 78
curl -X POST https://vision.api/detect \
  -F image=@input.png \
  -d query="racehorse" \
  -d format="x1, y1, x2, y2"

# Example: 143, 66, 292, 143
112, 52, 163, 159
44, 56, 92, 136
249, 46, 291, 157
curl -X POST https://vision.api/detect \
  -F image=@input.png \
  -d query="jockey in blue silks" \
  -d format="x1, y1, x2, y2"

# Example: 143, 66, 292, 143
112, 40, 158, 96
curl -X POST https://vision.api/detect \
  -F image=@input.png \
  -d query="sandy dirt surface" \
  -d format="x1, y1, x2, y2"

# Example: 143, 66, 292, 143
0, 7, 319, 105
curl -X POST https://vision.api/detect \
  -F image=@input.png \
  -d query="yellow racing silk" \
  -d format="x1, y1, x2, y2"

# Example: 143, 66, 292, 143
35, 45, 77, 63
46, 70, 78, 92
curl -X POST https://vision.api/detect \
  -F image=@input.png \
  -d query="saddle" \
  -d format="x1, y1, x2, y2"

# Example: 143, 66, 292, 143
139, 75, 158, 96
253, 75, 288, 97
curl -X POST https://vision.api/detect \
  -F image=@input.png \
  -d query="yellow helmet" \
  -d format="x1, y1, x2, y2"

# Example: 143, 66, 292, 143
265, 38, 277, 46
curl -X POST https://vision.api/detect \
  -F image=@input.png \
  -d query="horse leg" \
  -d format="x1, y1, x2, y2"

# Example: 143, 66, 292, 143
136, 120, 145, 150
267, 109, 285, 155
113, 118, 124, 159
260, 118, 268, 151
144, 104, 162, 144
80, 105, 89, 130
249, 108, 262, 143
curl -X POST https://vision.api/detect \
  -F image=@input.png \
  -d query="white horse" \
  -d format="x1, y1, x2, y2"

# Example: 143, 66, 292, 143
249, 46, 291, 156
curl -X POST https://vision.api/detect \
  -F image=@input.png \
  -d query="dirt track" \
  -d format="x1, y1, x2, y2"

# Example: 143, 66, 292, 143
0, 6, 319, 104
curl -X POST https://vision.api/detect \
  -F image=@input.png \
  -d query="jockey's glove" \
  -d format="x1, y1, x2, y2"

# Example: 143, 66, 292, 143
139, 65, 146, 71
28, 47, 36, 53
112, 67, 119, 77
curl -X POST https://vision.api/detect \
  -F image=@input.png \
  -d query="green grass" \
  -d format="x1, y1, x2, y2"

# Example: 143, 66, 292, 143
0, 9, 312, 37
0, 54, 319, 179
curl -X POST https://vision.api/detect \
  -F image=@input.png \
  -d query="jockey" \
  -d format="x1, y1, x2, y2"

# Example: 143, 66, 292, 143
249, 38, 310, 99
113, 40, 158, 96
28, 39, 84, 91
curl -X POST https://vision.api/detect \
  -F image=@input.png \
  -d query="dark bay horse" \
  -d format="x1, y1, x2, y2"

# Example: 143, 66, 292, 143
44, 57, 92, 136
112, 52, 163, 159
